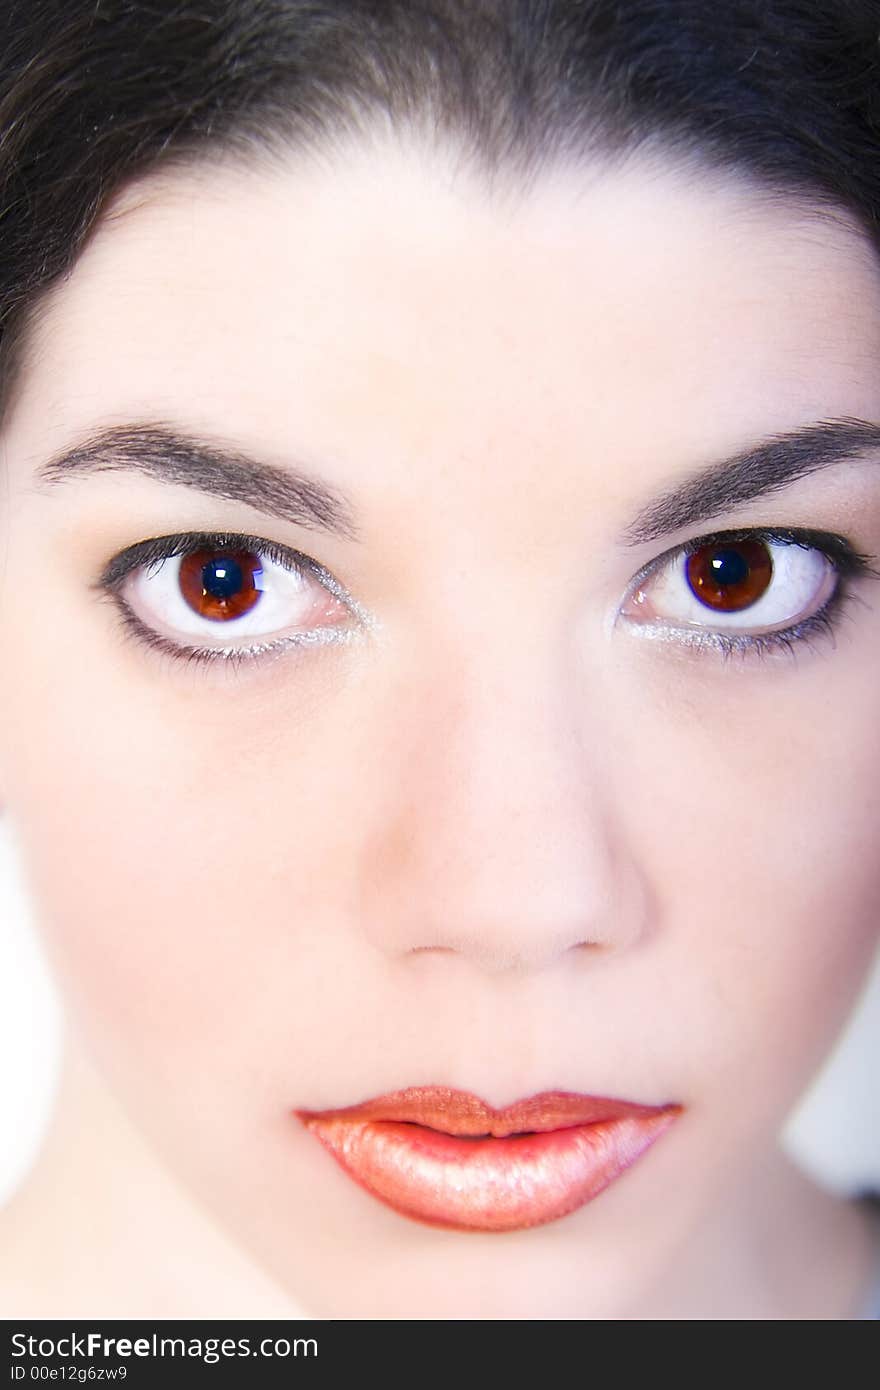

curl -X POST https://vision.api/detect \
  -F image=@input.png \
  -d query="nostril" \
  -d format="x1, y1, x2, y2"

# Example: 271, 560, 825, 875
400, 935, 617, 974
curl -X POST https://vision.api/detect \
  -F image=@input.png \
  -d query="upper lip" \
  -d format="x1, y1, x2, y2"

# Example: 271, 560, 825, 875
295, 1086, 680, 1138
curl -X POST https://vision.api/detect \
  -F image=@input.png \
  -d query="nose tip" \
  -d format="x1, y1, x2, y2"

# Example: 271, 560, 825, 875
359, 789, 650, 974
356, 639, 651, 974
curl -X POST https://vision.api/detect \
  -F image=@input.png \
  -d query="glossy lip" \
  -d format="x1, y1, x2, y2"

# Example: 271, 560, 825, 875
294, 1086, 683, 1232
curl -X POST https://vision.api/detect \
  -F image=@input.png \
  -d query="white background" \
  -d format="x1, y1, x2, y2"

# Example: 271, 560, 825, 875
1, 815, 878, 1207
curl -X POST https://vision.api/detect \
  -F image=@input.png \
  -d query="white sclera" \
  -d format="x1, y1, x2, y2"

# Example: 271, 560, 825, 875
631, 540, 835, 634
125, 550, 319, 647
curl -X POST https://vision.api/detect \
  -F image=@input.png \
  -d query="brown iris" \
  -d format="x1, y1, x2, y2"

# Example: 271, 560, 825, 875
685, 538, 773, 613
178, 546, 264, 622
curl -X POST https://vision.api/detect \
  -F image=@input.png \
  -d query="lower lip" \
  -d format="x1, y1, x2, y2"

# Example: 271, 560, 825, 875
298, 1110, 679, 1232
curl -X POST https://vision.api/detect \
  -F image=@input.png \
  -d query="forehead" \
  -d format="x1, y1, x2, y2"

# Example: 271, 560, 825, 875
8, 138, 880, 504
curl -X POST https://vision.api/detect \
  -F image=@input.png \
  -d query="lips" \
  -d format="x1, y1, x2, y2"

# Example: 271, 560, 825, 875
294, 1087, 681, 1232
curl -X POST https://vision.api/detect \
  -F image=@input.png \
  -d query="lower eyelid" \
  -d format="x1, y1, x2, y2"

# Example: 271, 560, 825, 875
95, 527, 877, 675
650, 545, 834, 632
617, 530, 877, 663
95, 531, 357, 652
104, 591, 359, 679
710, 582, 865, 665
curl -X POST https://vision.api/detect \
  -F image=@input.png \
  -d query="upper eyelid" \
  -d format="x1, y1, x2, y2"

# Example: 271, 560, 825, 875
92, 522, 880, 610
87, 521, 880, 678
625, 523, 879, 592
92, 530, 362, 615
91, 528, 378, 629
94, 530, 313, 588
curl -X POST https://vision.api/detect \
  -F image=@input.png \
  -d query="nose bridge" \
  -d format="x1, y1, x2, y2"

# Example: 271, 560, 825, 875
358, 627, 648, 972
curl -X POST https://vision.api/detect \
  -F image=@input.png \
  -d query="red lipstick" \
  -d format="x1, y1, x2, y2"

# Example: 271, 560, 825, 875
294, 1087, 681, 1232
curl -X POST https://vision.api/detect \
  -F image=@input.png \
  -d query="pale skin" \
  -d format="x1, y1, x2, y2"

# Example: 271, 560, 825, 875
0, 132, 878, 1318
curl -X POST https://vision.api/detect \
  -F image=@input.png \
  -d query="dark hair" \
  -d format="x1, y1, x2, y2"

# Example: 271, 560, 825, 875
1, 0, 879, 419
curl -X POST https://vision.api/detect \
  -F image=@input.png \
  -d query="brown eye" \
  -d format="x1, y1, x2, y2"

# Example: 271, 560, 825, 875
684, 538, 773, 613
118, 534, 351, 659
621, 530, 840, 646
178, 546, 265, 622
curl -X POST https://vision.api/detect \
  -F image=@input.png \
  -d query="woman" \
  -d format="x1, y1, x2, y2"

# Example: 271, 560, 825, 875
0, 0, 878, 1319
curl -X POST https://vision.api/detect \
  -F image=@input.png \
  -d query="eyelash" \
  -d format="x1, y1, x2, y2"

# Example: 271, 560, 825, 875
624, 524, 880, 665
92, 530, 355, 675
93, 524, 880, 673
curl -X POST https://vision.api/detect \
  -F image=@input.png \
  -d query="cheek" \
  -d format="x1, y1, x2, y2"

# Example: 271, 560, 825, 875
622, 647, 880, 1115
0, 646, 375, 1114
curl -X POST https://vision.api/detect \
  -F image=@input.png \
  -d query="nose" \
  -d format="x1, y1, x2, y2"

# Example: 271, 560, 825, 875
357, 640, 651, 975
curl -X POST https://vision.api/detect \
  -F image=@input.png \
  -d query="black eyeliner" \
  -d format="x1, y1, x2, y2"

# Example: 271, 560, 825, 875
93, 530, 310, 589
91, 523, 880, 674
90, 527, 366, 615
90, 527, 370, 673
624, 524, 880, 667
680, 525, 880, 578
626, 524, 880, 597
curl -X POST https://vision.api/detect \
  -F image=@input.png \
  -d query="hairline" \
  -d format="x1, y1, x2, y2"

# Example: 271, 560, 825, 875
0, 117, 877, 435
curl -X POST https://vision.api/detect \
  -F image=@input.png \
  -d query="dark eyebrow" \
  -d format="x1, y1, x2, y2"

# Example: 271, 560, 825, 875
622, 416, 880, 546
34, 422, 361, 541
33, 415, 880, 550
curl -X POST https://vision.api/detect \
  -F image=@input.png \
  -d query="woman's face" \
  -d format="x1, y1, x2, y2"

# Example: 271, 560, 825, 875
1, 136, 879, 1317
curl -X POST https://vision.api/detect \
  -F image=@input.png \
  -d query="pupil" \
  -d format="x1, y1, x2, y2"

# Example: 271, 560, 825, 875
202, 555, 243, 599
709, 548, 748, 587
